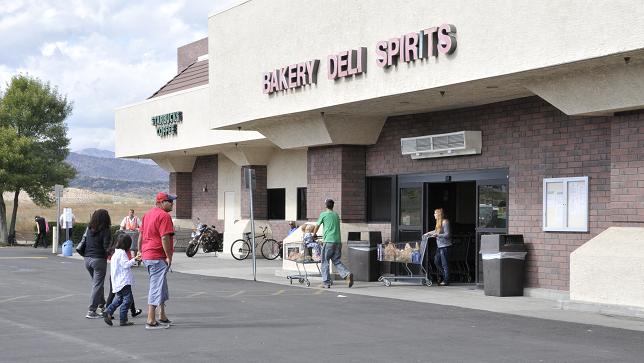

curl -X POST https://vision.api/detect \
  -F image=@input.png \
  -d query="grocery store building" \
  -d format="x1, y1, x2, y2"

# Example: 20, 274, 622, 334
115, 0, 644, 308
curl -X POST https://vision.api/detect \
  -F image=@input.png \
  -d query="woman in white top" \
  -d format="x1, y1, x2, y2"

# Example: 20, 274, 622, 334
103, 234, 141, 326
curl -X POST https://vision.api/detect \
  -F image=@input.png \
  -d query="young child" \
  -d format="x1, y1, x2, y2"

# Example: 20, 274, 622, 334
105, 233, 142, 319
301, 223, 321, 262
103, 233, 141, 327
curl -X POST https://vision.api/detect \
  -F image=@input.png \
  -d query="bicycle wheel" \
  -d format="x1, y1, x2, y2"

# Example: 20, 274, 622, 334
230, 239, 251, 260
261, 239, 280, 260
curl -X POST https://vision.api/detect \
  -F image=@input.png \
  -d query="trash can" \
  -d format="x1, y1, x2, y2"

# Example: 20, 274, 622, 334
480, 234, 527, 296
347, 231, 381, 282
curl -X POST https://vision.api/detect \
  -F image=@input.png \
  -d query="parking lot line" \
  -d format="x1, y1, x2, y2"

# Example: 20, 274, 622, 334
225, 290, 245, 298
43, 294, 75, 302
0, 295, 31, 303
185, 291, 206, 298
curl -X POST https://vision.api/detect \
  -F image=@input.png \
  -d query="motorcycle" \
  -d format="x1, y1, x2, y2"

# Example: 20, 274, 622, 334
185, 219, 223, 257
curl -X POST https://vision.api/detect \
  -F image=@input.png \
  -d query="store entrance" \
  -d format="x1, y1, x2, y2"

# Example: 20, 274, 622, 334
425, 182, 476, 283
395, 169, 508, 285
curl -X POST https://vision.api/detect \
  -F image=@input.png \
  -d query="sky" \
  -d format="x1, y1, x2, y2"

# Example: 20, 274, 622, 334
0, 0, 238, 152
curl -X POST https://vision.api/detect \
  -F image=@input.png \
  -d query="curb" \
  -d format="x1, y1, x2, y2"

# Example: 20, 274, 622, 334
560, 300, 644, 319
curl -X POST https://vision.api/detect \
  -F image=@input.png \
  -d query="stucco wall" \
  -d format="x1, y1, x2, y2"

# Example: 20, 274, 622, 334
217, 154, 242, 223
570, 227, 644, 308
208, 0, 644, 127
266, 149, 308, 221
115, 86, 264, 158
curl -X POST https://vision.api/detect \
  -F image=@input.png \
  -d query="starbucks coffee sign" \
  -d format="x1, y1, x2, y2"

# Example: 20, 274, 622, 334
151, 111, 183, 137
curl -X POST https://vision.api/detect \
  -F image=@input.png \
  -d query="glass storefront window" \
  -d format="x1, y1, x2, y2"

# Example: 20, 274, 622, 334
399, 187, 422, 226
478, 184, 508, 228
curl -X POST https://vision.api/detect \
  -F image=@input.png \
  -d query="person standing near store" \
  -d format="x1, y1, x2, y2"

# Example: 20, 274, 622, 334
424, 208, 452, 286
138, 192, 176, 330
34, 216, 47, 248
59, 208, 75, 241
120, 209, 142, 259
120, 209, 141, 231
313, 199, 353, 289
83, 209, 112, 318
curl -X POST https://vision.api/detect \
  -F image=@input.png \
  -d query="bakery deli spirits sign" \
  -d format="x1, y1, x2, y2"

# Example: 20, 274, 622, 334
262, 23, 457, 95
151, 111, 183, 137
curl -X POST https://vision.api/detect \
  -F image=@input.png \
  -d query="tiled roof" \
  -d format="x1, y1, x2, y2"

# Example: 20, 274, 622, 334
149, 60, 208, 99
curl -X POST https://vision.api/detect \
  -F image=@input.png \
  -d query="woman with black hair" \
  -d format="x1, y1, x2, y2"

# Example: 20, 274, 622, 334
83, 209, 112, 319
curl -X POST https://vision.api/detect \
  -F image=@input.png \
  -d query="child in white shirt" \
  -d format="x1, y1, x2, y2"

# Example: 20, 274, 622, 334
103, 234, 140, 326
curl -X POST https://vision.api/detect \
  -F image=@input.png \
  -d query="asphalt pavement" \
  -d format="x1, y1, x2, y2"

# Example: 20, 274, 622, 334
1, 247, 644, 362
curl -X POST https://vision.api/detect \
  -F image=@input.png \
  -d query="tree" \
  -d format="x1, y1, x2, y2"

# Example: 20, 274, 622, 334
0, 127, 36, 243
0, 75, 76, 244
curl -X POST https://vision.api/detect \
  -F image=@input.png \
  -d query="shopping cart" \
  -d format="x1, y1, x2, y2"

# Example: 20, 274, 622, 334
377, 239, 432, 287
284, 241, 321, 287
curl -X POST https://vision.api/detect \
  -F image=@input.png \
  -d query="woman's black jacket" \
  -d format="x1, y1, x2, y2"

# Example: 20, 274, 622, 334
84, 228, 112, 259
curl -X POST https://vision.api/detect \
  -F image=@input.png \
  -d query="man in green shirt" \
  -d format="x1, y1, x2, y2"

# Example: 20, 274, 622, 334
313, 199, 353, 288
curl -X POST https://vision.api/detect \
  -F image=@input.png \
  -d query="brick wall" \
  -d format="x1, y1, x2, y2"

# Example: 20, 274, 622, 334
341, 146, 367, 222
367, 223, 392, 243
267, 220, 308, 242
169, 172, 192, 219
307, 146, 341, 219
611, 110, 644, 224
240, 166, 267, 220
307, 145, 366, 222
191, 155, 218, 225
366, 96, 614, 290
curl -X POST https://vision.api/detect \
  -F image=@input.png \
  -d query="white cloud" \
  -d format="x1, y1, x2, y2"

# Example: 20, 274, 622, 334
68, 127, 115, 151
0, 0, 238, 152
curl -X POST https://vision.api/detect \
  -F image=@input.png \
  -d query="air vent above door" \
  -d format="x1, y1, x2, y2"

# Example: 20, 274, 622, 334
401, 131, 482, 159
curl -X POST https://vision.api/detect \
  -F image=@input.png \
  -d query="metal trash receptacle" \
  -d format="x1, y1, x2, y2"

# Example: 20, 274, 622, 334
480, 234, 527, 296
348, 231, 381, 282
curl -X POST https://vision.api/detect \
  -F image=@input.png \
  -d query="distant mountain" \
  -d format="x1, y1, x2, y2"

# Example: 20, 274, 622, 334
65, 151, 168, 197
76, 148, 157, 165
76, 148, 115, 158
67, 152, 168, 182
68, 176, 168, 197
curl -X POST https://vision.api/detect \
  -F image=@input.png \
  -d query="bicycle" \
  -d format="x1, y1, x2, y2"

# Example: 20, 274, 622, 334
230, 226, 281, 261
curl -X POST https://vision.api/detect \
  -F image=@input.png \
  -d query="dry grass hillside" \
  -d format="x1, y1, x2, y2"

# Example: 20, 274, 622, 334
3, 188, 155, 241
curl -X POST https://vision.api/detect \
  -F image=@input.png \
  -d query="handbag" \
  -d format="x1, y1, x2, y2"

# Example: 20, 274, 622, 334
75, 227, 89, 256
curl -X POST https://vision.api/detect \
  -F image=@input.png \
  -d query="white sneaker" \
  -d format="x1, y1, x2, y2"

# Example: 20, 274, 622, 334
145, 322, 170, 330
85, 311, 102, 319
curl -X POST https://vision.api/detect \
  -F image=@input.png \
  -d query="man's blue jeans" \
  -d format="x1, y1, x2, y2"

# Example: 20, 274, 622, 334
106, 285, 133, 322
434, 247, 450, 283
320, 243, 351, 285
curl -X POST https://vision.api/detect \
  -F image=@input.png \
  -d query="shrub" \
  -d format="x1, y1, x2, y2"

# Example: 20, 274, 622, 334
45, 223, 121, 246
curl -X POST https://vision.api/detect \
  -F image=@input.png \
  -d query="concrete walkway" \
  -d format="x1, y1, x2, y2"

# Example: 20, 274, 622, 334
52, 246, 644, 332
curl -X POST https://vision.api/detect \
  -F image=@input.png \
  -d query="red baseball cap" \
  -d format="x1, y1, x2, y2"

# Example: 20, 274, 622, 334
156, 192, 177, 203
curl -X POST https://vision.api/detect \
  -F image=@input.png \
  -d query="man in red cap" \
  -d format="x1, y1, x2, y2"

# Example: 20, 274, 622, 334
138, 192, 177, 330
